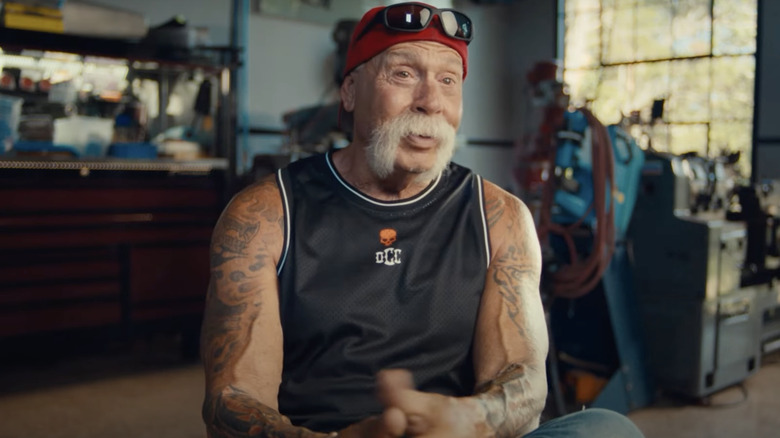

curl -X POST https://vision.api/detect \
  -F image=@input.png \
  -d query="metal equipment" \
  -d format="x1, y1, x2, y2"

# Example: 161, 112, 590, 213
628, 151, 763, 399
518, 62, 652, 415
728, 181, 780, 356
542, 108, 653, 415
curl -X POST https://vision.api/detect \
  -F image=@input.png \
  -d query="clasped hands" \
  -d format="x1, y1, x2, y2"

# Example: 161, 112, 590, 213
336, 369, 483, 438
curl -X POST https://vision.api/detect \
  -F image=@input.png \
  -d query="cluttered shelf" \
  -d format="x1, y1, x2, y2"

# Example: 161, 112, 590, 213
0, 0, 239, 174
0, 23, 237, 181
0, 26, 238, 71
0, 1, 238, 349
0, 156, 228, 173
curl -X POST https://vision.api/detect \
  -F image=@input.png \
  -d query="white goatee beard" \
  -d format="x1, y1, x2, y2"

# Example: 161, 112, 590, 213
365, 111, 457, 184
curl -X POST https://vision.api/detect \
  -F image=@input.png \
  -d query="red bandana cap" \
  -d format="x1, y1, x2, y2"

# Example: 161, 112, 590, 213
343, 3, 469, 79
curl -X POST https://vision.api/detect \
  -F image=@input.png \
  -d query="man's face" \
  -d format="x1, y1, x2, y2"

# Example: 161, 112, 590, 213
341, 41, 464, 181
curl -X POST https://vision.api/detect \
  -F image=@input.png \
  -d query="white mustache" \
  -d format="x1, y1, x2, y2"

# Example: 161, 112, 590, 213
392, 113, 454, 141
366, 111, 457, 181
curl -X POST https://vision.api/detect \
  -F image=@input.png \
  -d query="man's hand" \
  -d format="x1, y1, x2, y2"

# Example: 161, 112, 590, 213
376, 370, 485, 438
336, 407, 407, 438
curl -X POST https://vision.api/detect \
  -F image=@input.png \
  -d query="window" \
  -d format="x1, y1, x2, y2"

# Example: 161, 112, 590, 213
562, 0, 757, 176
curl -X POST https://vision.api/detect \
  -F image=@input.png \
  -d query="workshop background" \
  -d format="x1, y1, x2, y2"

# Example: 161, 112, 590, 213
0, 1, 779, 438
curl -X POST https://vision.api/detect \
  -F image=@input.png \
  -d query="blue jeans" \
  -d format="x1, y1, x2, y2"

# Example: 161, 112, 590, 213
524, 408, 645, 438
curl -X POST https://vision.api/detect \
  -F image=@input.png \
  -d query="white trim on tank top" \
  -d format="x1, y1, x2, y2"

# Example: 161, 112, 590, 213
276, 169, 292, 275
325, 152, 443, 207
476, 175, 491, 269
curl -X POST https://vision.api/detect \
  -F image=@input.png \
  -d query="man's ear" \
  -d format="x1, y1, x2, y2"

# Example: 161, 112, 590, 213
340, 72, 357, 112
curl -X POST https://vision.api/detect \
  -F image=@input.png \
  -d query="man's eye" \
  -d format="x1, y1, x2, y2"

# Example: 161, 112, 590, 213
396, 71, 411, 78
442, 77, 454, 85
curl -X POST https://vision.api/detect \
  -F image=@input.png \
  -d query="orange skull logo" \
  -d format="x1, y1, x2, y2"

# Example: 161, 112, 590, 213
379, 228, 397, 247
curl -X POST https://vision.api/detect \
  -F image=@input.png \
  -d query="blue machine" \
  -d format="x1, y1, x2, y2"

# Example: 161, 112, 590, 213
552, 110, 644, 239
546, 109, 652, 415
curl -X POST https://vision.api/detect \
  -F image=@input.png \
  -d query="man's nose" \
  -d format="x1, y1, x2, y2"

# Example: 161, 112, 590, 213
413, 76, 444, 115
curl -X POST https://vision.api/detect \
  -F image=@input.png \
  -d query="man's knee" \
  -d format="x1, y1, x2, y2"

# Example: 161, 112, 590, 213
527, 408, 644, 438
572, 408, 643, 437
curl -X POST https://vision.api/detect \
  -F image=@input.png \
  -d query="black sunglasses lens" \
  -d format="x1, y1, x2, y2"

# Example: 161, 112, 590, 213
385, 4, 432, 31
441, 11, 472, 40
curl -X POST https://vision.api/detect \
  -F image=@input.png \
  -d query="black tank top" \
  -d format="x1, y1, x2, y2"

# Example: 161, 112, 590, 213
275, 152, 490, 432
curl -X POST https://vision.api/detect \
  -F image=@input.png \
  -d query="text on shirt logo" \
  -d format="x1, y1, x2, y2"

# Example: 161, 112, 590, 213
376, 248, 402, 266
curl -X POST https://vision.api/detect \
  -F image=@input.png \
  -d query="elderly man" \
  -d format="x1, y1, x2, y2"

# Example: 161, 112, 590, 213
201, 2, 644, 437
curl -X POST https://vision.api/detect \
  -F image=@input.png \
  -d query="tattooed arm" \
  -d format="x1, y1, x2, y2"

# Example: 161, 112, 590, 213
374, 181, 547, 438
467, 181, 548, 436
200, 175, 325, 438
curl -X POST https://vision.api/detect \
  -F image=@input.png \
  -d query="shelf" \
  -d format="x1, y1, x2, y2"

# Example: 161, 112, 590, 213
0, 24, 239, 189
0, 157, 228, 174
0, 27, 238, 70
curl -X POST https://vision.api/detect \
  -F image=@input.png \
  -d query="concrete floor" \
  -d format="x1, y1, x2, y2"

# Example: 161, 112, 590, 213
0, 336, 778, 438
629, 358, 780, 438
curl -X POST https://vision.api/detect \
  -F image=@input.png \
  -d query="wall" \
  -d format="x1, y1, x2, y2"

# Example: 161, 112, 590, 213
505, 0, 559, 140
453, 0, 557, 190
754, 0, 780, 180
244, 0, 523, 136
247, 0, 557, 188
246, 15, 336, 129
456, 2, 512, 141
83, 0, 558, 188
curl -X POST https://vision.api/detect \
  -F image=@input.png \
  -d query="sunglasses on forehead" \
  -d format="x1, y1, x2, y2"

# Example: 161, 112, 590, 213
355, 2, 474, 45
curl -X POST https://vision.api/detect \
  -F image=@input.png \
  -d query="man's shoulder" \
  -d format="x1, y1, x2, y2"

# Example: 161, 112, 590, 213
479, 178, 533, 248
226, 174, 283, 215
472, 174, 522, 207
445, 161, 523, 207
